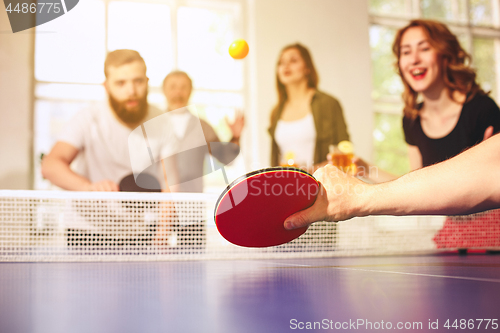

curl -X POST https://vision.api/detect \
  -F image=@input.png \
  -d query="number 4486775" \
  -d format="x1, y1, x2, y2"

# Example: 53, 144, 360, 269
6, 3, 62, 14
444, 319, 498, 330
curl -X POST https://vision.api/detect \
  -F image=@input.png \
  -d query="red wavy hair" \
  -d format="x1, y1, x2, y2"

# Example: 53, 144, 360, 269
392, 19, 485, 119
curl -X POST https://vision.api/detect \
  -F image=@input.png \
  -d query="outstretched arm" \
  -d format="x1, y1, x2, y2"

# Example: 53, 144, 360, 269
285, 134, 500, 229
201, 119, 240, 165
226, 109, 245, 143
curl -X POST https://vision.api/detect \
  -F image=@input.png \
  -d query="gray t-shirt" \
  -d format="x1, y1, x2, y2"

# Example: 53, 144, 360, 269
164, 109, 240, 193
59, 101, 177, 187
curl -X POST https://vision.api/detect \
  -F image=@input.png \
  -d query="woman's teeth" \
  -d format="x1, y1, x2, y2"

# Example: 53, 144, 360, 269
411, 68, 426, 76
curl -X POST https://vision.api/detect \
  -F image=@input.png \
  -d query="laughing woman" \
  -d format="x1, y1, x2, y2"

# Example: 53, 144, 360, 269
357, 19, 500, 182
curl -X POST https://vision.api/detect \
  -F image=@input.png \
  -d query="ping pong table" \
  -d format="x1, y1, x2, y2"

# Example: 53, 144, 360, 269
1, 254, 500, 333
1, 190, 499, 332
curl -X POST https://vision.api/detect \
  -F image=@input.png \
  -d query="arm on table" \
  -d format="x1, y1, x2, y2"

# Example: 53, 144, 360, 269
285, 134, 500, 229
41, 141, 119, 191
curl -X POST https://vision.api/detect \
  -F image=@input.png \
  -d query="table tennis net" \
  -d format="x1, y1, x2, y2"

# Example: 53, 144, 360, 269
1, 190, 499, 261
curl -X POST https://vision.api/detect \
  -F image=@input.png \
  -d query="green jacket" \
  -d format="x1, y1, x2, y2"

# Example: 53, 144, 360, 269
268, 90, 350, 166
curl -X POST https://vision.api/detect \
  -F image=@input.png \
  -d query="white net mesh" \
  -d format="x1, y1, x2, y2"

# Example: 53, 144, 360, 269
1, 190, 499, 261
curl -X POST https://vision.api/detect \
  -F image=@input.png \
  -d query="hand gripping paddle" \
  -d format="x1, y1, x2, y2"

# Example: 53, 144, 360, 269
214, 167, 319, 247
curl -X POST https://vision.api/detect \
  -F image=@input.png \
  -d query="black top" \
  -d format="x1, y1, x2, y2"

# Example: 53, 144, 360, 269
403, 94, 500, 167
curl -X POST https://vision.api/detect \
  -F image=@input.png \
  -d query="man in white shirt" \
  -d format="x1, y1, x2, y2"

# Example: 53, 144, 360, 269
42, 49, 175, 191
162, 71, 244, 192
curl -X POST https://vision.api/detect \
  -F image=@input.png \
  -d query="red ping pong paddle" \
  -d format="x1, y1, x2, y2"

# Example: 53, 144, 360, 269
214, 167, 319, 247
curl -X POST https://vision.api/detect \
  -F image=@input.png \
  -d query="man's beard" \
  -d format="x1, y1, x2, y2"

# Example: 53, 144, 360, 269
109, 91, 149, 125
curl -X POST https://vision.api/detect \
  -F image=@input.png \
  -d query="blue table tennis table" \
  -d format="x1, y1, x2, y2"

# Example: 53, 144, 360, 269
1, 254, 499, 333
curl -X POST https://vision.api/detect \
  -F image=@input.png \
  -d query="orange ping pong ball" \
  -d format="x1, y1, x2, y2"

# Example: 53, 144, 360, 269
229, 39, 249, 59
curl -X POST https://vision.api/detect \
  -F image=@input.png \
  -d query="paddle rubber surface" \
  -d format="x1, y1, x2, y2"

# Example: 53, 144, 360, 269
214, 167, 319, 247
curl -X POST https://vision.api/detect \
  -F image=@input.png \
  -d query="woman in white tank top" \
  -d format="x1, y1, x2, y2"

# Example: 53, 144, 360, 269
269, 43, 350, 171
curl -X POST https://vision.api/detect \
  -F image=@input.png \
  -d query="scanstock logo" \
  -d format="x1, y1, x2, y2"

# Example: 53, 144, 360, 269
4, 0, 79, 33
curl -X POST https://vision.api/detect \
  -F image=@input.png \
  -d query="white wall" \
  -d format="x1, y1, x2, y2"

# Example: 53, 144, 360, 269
0, 9, 33, 189
248, 0, 373, 168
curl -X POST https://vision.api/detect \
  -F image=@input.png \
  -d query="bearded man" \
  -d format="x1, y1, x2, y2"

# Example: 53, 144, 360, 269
42, 49, 174, 191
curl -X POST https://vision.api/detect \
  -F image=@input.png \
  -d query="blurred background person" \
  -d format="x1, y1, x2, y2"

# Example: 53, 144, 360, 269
41, 49, 175, 192
269, 43, 350, 171
162, 70, 245, 192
